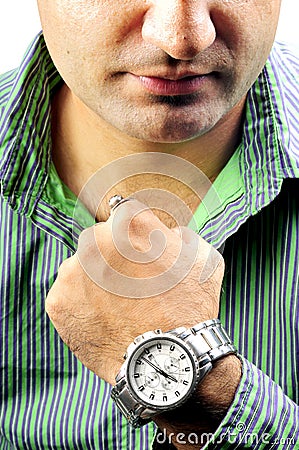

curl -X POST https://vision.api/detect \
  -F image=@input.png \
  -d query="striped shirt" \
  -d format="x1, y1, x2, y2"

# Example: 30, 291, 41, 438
0, 33, 298, 449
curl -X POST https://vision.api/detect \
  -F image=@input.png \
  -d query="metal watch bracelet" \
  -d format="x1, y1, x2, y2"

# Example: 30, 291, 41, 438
111, 319, 237, 428
173, 318, 237, 364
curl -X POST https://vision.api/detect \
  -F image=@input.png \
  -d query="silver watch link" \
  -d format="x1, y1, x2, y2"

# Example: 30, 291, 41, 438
111, 319, 237, 428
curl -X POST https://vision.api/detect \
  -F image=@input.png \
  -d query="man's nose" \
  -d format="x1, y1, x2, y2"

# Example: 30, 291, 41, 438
142, 0, 216, 60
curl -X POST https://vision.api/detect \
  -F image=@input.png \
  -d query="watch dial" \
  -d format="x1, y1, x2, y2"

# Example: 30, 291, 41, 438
127, 337, 197, 409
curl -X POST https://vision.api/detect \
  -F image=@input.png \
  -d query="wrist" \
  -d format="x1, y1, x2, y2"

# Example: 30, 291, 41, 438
154, 354, 242, 449
196, 354, 242, 416
156, 354, 241, 422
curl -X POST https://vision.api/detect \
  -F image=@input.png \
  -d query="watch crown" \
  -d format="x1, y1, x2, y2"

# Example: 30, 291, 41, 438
123, 352, 128, 360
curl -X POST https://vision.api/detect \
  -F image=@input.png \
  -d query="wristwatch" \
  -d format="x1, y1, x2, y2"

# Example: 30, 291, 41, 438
111, 319, 237, 428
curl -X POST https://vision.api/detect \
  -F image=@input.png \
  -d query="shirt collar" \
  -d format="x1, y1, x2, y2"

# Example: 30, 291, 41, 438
191, 42, 299, 248
0, 32, 62, 217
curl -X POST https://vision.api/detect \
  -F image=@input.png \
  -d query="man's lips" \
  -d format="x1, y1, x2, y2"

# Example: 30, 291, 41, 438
130, 73, 211, 96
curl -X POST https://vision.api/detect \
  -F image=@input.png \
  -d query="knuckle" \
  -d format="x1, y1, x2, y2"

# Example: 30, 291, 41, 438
127, 214, 142, 236
113, 200, 155, 233
130, 204, 157, 230
57, 255, 77, 280
218, 253, 225, 272
214, 251, 225, 278
110, 203, 160, 255
78, 225, 100, 253
45, 284, 61, 319
46, 256, 78, 318
78, 226, 93, 245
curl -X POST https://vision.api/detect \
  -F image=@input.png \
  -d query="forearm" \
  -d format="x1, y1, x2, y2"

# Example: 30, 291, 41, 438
154, 355, 242, 450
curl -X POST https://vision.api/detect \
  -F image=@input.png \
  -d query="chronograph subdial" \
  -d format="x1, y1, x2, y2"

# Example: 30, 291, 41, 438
145, 372, 160, 388
161, 377, 177, 390
164, 357, 180, 373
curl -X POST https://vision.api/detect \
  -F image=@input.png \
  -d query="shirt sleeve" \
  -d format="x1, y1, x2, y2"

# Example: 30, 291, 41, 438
152, 356, 299, 449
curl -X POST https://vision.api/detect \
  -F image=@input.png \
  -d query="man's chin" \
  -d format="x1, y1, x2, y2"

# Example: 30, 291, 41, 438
128, 102, 225, 143
124, 119, 214, 144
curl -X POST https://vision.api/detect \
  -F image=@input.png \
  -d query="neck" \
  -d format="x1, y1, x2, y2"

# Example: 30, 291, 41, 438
51, 84, 246, 225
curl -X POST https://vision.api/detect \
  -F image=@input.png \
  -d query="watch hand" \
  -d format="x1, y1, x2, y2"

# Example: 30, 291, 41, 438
164, 373, 177, 383
141, 356, 162, 373
151, 355, 162, 368
141, 357, 177, 383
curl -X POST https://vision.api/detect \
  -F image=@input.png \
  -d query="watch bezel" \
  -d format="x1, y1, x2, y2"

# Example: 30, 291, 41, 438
125, 334, 200, 412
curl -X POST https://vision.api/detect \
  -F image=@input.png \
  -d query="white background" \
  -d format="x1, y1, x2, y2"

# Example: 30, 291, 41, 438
0, 0, 298, 73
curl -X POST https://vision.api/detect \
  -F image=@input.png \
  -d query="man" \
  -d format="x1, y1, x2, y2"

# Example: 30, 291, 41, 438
0, 0, 298, 449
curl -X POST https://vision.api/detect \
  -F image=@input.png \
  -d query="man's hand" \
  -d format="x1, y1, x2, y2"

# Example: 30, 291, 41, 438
45, 199, 224, 385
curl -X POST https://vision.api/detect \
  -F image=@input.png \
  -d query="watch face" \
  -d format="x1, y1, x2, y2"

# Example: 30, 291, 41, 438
127, 336, 198, 410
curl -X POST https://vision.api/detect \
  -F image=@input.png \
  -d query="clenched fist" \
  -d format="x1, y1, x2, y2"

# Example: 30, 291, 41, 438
45, 199, 224, 385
